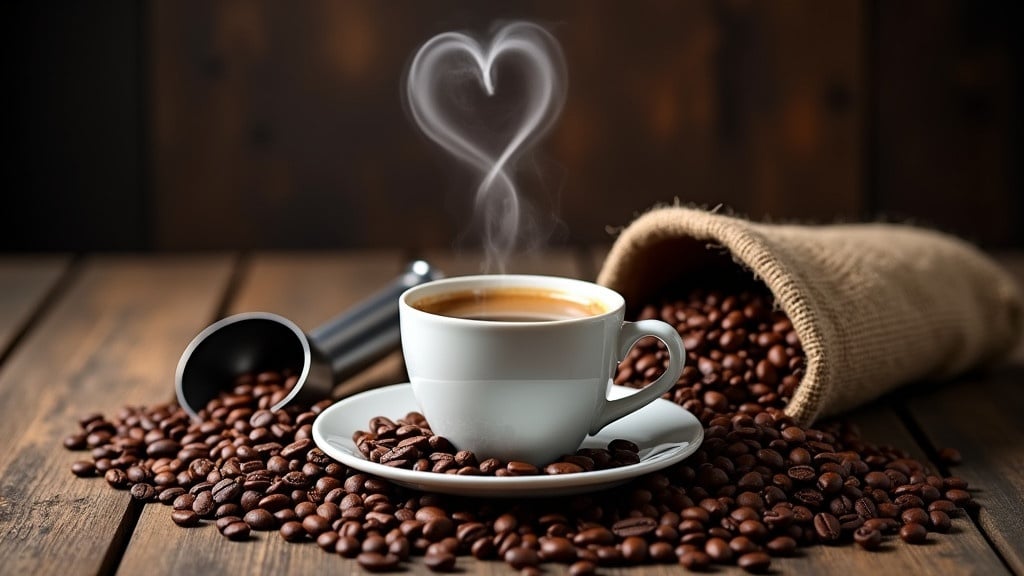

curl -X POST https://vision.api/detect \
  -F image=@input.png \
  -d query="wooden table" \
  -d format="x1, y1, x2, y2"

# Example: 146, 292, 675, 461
0, 250, 1020, 575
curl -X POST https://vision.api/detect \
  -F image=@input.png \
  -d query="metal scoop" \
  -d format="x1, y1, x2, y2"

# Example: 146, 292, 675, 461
175, 260, 441, 420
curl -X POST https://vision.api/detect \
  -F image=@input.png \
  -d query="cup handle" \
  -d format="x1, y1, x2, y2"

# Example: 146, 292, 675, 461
589, 320, 686, 435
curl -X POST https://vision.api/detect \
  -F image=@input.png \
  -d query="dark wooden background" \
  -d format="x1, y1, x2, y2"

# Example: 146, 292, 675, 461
5, 0, 1021, 252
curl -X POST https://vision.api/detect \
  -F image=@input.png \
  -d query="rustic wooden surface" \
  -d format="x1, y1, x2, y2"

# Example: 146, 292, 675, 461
0, 250, 1020, 575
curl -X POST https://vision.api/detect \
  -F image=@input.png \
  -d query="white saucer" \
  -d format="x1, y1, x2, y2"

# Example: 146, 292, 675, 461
312, 383, 703, 497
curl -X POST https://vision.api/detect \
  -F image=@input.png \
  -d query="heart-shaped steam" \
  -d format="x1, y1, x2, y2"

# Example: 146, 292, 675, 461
405, 22, 567, 272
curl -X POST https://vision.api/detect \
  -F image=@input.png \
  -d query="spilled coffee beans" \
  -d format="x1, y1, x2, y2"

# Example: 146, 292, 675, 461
64, 286, 975, 573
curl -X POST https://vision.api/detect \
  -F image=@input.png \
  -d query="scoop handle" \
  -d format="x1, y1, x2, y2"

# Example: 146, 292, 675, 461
308, 261, 442, 383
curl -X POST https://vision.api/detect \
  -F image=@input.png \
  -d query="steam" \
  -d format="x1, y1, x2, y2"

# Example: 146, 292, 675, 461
405, 21, 567, 273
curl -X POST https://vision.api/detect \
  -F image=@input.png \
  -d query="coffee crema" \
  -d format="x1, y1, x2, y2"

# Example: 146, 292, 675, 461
412, 287, 607, 322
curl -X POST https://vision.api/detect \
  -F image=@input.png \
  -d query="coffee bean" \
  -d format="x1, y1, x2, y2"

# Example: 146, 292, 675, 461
537, 536, 575, 563
813, 513, 841, 543
929, 510, 952, 533
545, 462, 584, 475
105, 468, 130, 489
357, 552, 400, 572
946, 489, 972, 506
902, 507, 929, 526
506, 461, 539, 476
704, 537, 732, 563
244, 508, 277, 531
223, 521, 250, 541
568, 560, 597, 576
854, 526, 882, 550
424, 550, 456, 572
817, 471, 843, 494
788, 465, 817, 482
899, 522, 928, 544
70, 460, 96, 477
302, 514, 330, 536
192, 491, 215, 517
147, 438, 181, 458
504, 547, 539, 569
679, 550, 711, 571
737, 551, 771, 573
611, 516, 657, 538
171, 510, 200, 527
279, 521, 306, 542
574, 527, 614, 546
130, 483, 156, 501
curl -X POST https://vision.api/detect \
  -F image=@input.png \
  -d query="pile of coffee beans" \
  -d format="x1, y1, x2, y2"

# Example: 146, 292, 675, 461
354, 412, 641, 476
64, 285, 974, 574
615, 286, 802, 417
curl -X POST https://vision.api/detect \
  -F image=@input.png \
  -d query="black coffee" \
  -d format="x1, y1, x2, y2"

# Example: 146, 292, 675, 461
412, 287, 606, 321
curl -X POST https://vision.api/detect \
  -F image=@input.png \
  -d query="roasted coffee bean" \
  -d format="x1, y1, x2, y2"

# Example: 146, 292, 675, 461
929, 510, 952, 533
424, 550, 456, 572
504, 547, 540, 570
946, 489, 972, 506
130, 482, 156, 501
192, 491, 215, 517
766, 535, 797, 556
244, 508, 277, 531
737, 551, 771, 573
611, 516, 657, 537
902, 507, 929, 526
538, 536, 575, 563
222, 521, 250, 541
853, 526, 882, 550
899, 522, 928, 544
171, 510, 200, 527
105, 468, 130, 489
158, 487, 185, 505
704, 537, 732, 563
813, 513, 841, 543
568, 560, 597, 576
357, 552, 400, 572
279, 521, 306, 542
70, 460, 96, 477
679, 550, 711, 571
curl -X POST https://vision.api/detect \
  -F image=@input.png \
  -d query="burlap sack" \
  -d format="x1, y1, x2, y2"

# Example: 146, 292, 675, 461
597, 206, 1023, 425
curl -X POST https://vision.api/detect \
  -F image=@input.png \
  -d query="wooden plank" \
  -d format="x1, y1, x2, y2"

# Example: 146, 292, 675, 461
904, 372, 1024, 574
0, 256, 70, 354
0, 255, 235, 574
901, 255, 1024, 572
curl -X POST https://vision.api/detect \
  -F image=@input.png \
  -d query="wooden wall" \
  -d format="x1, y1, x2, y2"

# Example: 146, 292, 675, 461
4, 0, 1021, 251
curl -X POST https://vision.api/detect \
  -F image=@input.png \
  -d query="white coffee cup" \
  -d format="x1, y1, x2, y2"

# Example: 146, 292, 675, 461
399, 274, 685, 466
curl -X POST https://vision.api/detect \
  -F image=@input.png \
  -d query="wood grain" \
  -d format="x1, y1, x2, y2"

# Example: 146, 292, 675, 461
0, 256, 69, 353
0, 255, 234, 574
903, 372, 1024, 574
900, 256, 1024, 572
